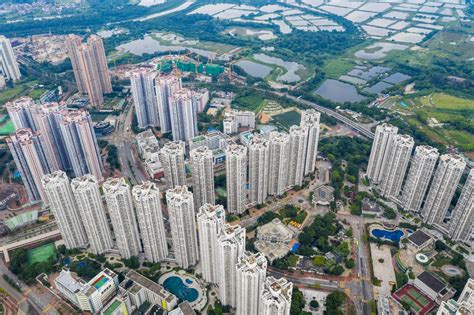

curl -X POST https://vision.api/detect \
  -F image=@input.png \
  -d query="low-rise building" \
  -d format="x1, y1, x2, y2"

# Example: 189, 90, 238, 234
255, 219, 294, 263
405, 230, 434, 252
312, 185, 335, 206
120, 270, 177, 312
169, 301, 196, 315
136, 130, 163, 178
414, 271, 456, 304
223, 110, 255, 134
100, 293, 131, 315
361, 198, 384, 216
55, 268, 120, 314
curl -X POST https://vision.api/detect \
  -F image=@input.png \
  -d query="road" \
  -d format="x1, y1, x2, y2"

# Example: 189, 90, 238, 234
262, 89, 375, 139
0, 260, 57, 314
104, 101, 147, 185
268, 268, 339, 291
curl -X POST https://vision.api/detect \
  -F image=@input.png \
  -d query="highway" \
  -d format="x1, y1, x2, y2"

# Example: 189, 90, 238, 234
264, 90, 375, 139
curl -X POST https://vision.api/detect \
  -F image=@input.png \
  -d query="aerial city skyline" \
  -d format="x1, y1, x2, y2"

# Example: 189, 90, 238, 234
0, 1, 472, 314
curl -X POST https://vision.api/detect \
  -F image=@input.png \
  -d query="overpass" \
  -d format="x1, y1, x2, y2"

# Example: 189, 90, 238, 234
0, 229, 61, 263
263, 89, 375, 139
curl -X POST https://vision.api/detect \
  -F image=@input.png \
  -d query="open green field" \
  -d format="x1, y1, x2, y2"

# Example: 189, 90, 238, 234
0, 80, 40, 105
271, 110, 301, 131
27, 243, 57, 265
0, 121, 15, 136
399, 93, 474, 152
232, 93, 265, 113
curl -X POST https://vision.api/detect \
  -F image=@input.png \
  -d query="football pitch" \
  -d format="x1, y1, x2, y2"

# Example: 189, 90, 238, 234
27, 243, 57, 265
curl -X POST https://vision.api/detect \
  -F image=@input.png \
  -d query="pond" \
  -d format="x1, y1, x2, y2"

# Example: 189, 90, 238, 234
253, 53, 305, 83
163, 276, 199, 302
116, 36, 216, 59
355, 42, 408, 60
234, 60, 273, 78
371, 228, 405, 242
314, 79, 366, 103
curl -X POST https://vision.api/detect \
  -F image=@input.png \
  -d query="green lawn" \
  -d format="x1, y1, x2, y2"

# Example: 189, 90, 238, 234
27, 243, 57, 265
0, 80, 39, 105
322, 58, 355, 79
271, 110, 301, 130
232, 94, 265, 113
0, 121, 15, 136
431, 254, 450, 268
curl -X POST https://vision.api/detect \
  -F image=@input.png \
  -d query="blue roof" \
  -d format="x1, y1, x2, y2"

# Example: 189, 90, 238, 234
290, 243, 299, 253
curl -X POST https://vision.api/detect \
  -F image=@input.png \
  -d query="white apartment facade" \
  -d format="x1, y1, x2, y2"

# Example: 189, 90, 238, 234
226, 144, 248, 214
103, 177, 142, 259
71, 174, 114, 255
132, 182, 169, 263
367, 123, 398, 183
166, 186, 199, 269
190, 146, 215, 210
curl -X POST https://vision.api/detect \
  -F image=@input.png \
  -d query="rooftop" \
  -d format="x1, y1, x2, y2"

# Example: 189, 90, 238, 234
103, 299, 122, 315
417, 271, 447, 293
125, 270, 175, 301
408, 230, 432, 247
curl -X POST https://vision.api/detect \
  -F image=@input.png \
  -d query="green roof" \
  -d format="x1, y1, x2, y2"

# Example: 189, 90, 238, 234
191, 135, 206, 142
103, 300, 122, 315
5, 210, 38, 230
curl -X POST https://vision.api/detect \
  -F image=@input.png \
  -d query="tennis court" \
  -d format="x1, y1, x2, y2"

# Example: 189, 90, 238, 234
408, 288, 430, 306
27, 243, 57, 265
392, 284, 436, 315
400, 296, 421, 313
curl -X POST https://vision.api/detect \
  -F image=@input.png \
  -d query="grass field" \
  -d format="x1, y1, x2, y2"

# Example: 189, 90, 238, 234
0, 121, 15, 136
232, 93, 265, 113
399, 93, 474, 152
27, 243, 57, 265
271, 110, 301, 130
0, 80, 39, 105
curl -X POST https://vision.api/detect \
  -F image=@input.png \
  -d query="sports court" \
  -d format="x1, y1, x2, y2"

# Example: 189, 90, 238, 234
27, 243, 57, 265
392, 284, 435, 315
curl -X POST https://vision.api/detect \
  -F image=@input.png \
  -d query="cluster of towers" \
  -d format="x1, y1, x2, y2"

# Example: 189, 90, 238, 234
65, 34, 112, 107
129, 68, 207, 142
157, 109, 320, 215
227, 109, 321, 213
43, 170, 293, 314
6, 97, 103, 204
367, 123, 473, 245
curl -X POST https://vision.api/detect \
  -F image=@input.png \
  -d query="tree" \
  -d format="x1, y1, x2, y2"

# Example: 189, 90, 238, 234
310, 300, 319, 309
435, 240, 447, 251
123, 256, 140, 269
326, 291, 346, 314
290, 288, 306, 315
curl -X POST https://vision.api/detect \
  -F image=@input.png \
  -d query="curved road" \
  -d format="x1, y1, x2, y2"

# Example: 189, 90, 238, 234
256, 88, 375, 139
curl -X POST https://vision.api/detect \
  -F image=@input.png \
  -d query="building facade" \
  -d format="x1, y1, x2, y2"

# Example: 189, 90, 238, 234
268, 132, 290, 196
300, 109, 320, 176
71, 174, 113, 255
236, 251, 267, 315
60, 109, 104, 180
196, 204, 225, 284
380, 134, 414, 199
103, 177, 142, 259
132, 182, 169, 263
449, 169, 473, 245
65, 34, 112, 107
0, 35, 21, 81
226, 144, 248, 214
288, 125, 307, 188
155, 75, 182, 133
7, 128, 54, 203
169, 88, 198, 142
259, 276, 293, 315
166, 186, 199, 269
190, 146, 215, 211
401, 145, 439, 213
248, 135, 270, 205
422, 154, 466, 225
129, 68, 159, 129
42, 171, 88, 249
159, 141, 186, 189
367, 123, 398, 183
216, 224, 246, 307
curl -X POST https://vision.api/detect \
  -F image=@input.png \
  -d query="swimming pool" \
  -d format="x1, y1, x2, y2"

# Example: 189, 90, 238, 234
163, 276, 198, 302
371, 229, 405, 242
